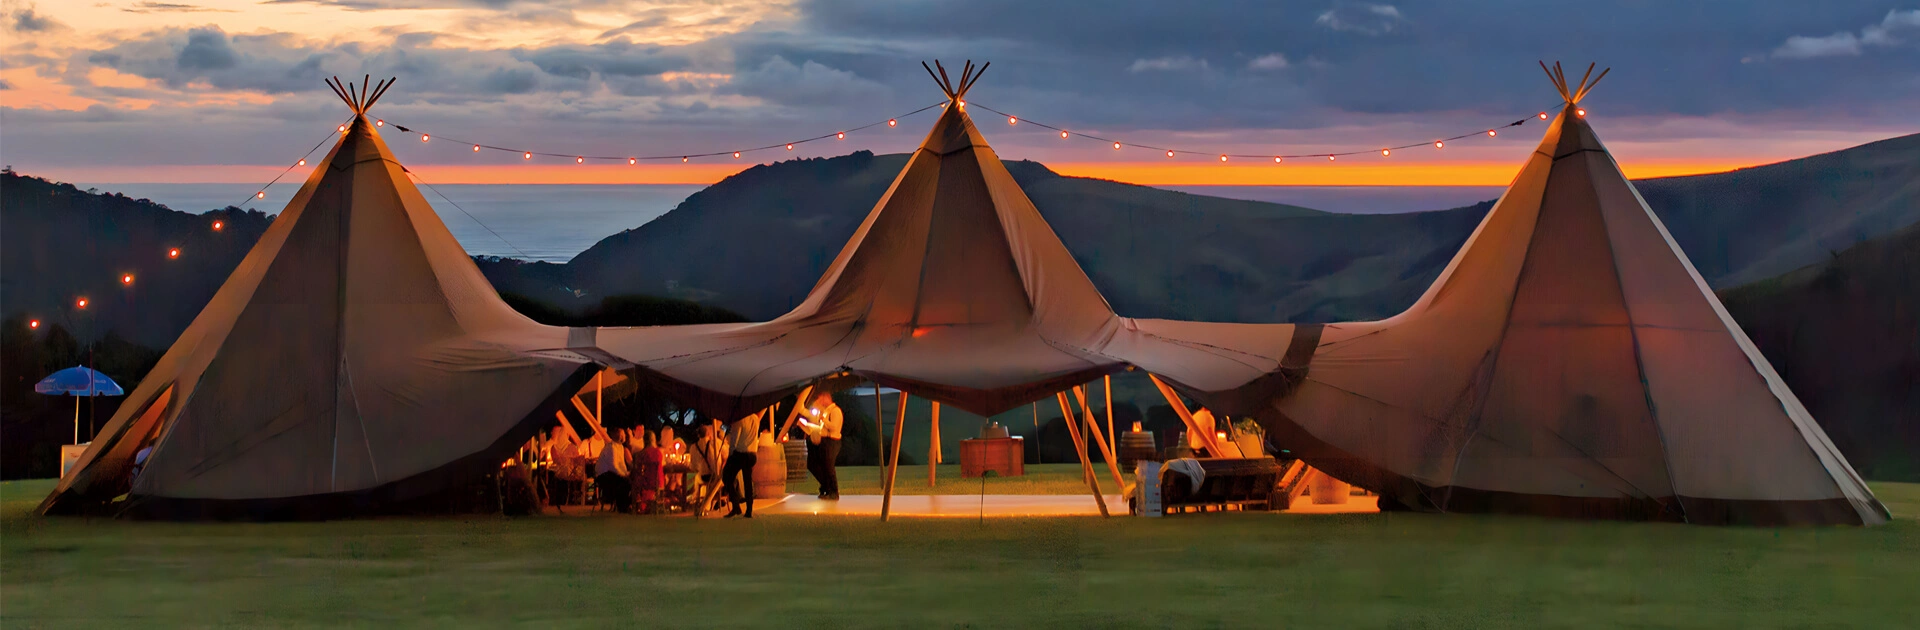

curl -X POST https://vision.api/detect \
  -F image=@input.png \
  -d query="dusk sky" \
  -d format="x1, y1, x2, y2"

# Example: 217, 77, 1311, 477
3, 1, 1916, 186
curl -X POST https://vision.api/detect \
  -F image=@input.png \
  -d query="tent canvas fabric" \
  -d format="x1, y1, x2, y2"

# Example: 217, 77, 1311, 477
1243, 68, 1887, 526
39, 81, 596, 518
595, 64, 1309, 420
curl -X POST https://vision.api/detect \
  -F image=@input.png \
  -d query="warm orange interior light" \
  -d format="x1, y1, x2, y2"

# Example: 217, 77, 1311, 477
212, 220, 224, 231
168, 248, 180, 258
121, 274, 134, 285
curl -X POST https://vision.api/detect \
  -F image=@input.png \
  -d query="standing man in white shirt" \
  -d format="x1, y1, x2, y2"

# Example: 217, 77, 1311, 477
722, 412, 762, 518
797, 391, 845, 500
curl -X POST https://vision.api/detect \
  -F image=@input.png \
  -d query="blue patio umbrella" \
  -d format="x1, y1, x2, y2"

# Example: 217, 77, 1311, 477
35, 367, 124, 444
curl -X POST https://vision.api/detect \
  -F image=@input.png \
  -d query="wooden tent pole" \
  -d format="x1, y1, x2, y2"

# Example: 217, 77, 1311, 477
571, 396, 608, 440
594, 370, 603, 432
1104, 375, 1116, 462
1074, 386, 1128, 494
554, 411, 582, 443
1056, 392, 1110, 517
775, 385, 816, 441
928, 402, 941, 487
881, 393, 908, 521
1147, 374, 1223, 456
872, 383, 884, 467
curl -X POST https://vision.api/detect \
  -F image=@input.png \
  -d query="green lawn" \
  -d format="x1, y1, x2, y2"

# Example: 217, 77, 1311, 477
4, 477, 1917, 628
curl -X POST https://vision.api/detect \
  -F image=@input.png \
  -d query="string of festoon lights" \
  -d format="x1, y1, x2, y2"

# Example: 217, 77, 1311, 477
236, 100, 1576, 212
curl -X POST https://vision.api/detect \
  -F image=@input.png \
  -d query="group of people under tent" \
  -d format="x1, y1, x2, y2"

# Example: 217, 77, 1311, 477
504, 389, 849, 518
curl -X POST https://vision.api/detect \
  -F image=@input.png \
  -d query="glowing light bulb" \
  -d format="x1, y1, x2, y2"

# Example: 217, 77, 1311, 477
1219, 155, 1228, 162
421, 134, 430, 143
733, 152, 741, 159
837, 132, 845, 140
27, 320, 38, 329
576, 156, 584, 164
1487, 129, 1497, 137
682, 157, 689, 163
1166, 150, 1175, 158
76, 298, 88, 309
1327, 155, 1336, 161
524, 152, 532, 160
1007, 116, 1017, 126
297, 158, 306, 166
212, 220, 224, 231
1538, 112, 1548, 120
887, 119, 897, 127
168, 248, 180, 259
473, 145, 482, 152
1060, 131, 1069, 139
1434, 141, 1444, 149
337, 124, 347, 132
122, 274, 134, 285
1576, 108, 1586, 117
957, 100, 965, 109
1113, 142, 1122, 150
786, 144, 794, 151
256, 191, 266, 199
1381, 149, 1391, 157
629, 158, 636, 165
1273, 156, 1282, 163
375, 119, 384, 127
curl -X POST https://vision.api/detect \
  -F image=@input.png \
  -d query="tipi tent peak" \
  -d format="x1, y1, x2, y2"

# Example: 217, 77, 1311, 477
40, 79, 599, 519
922, 59, 989, 101
1540, 61, 1609, 105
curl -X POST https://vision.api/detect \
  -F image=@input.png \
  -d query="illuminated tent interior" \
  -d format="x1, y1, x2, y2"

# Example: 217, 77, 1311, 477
1237, 65, 1889, 526
38, 79, 602, 519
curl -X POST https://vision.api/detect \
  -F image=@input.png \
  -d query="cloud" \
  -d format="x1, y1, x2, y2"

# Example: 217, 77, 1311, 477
1771, 8, 1920, 59
1247, 53, 1288, 70
122, 2, 234, 12
1128, 56, 1207, 72
1315, 2, 1406, 36
726, 55, 886, 107
8, 3, 64, 32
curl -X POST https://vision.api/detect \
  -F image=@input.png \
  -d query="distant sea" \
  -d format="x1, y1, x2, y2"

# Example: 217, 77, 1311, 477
82, 183, 1500, 263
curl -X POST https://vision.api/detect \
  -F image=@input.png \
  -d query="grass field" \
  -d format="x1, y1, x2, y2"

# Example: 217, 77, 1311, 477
4, 473, 1917, 628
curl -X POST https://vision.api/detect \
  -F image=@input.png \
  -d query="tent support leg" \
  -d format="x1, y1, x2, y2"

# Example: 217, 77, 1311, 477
928, 402, 941, 487
776, 385, 815, 441
1057, 392, 1110, 517
881, 393, 908, 521
1147, 374, 1223, 456
1074, 386, 1128, 495
1104, 375, 1116, 462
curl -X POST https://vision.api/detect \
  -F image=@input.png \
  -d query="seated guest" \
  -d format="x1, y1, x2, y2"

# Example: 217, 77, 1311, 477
595, 430, 632, 512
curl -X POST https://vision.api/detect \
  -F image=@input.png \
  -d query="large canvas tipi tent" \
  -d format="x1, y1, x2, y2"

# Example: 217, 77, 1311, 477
599, 62, 1136, 418
39, 79, 598, 518
1252, 65, 1888, 525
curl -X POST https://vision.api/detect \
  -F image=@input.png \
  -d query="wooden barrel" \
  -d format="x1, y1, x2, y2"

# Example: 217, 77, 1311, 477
783, 440, 809, 481
753, 441, 787, 498
1119, 431, 1157, 472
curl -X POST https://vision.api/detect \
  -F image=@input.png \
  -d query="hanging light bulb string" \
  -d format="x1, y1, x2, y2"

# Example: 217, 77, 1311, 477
404, 169, 535, 260
968, 102, 1555, 160
236, 116, 356, 210
380, 102, 946, 163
